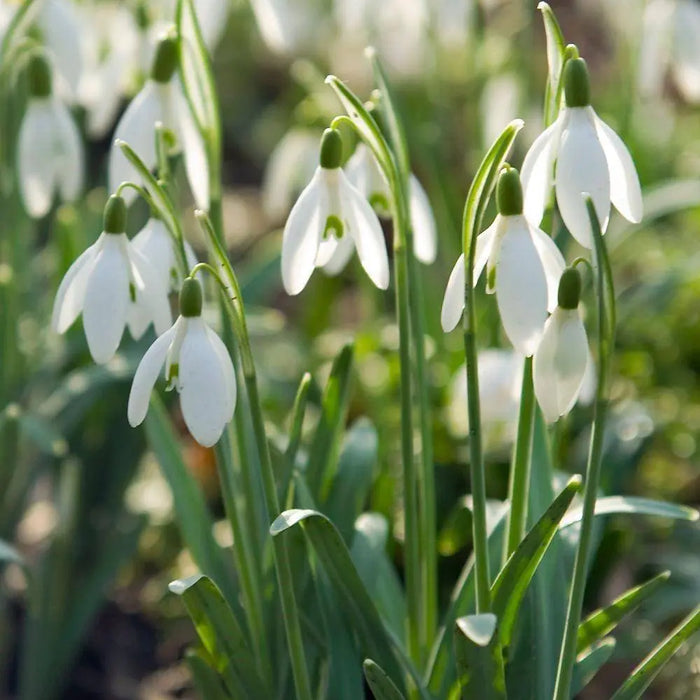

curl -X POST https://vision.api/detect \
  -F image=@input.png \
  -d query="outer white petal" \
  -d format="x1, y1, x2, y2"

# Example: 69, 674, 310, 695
409, 175, 437, 264
672, 0, 700, 102
203, 324, 237, 418
521, 115, 562, 225
131, 218, 174, 289
637, 0, 674, 98
82, 234, 130, 363
38, 0, 83, 99
555, 107, 610, 248
51, 98, 84, 202
178, 318, 235, 446
193, 0, 231, 48
528, 224, 566, 312
176, 82, 210, 209
342, 176, 389, 289
495, 219, 548, 356
321, 233, 355, 276
128, 244, 173, 337
51, 238, 100, 332
281, 168, 323, 294
533, 308, 588, 422
592, 111, 643, 223
127, 324, 178, 427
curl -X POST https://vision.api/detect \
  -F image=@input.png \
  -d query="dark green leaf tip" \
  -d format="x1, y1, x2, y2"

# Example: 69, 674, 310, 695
27, 53, 52, 97
558, 267, 581, 309
179, 277, 203, 317
103, 195, 127, 234
151, 36, 179, 83
564, 57, 591, 108
319, 128, 343, 169
496, 166, 523, 216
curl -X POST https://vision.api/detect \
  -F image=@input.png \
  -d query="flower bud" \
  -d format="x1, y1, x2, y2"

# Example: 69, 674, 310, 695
564, 57, 591, 108
319, 128, 343, 169
179, 277, 203, 317
557, 267, 581, 309
151, 37, 179, 83
103, 195, 127, 234
27, 54, 52, 98
496, 166, 523, 216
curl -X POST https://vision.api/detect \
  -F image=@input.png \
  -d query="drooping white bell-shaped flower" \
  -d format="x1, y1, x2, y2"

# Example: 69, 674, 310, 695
521, 57, 643, 249
281, 128, 390, 295
441, 167, 565, 356
108, 35, 209, 209
533, 267, 590, 423
127, 276, 236, 447
17, 53, 83, 219
346, 143, 438, 264
52, 195, 172, 364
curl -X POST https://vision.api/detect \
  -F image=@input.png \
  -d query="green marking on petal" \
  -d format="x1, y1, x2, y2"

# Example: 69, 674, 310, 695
487, 265, 497, 293
129, 282, 137, 303
166, 363, 179, 390
324, 215, 344, 240
369, 192, 390, 213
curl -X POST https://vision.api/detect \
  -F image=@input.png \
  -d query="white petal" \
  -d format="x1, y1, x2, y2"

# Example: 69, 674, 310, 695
18, 100, 56, 218
128, 244, 173, 337
555, 107, 610, 248
472, 218, 499, 285
528, 224, 566, 312
52, 98, 84, 202
176, 82, 210, 209
637, 0, 674, 98
131, 218, 174, 289
409, 175, 437, 264
592, 111, 643, 223
321, 233, 355, 276
342, 176, 389, 289
82, 234, 130, 363
193, 0, 231, 48
178, 318, 235, 446
495, 219, 548, 356
281, 168, 323, 294
51, 239, 99, 333
127, 324, 178, 427
533, 308, 588, 422
672, 0, 700, 102
38, 0, 83, 99
521, 116, 561, 226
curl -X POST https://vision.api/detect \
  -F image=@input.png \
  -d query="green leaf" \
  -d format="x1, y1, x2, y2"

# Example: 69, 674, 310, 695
572, 638, 616, 695
363, 659, 406, 700
537, 2, 566, 124
454, 614, 506, 699
560, 496, 699, 528
0, 0, 41, 60
169, 574, 268, 698
185, 648, 234, 700
491, 475, 582, 648
610, 604, 700, 699
577, 571, 671, 653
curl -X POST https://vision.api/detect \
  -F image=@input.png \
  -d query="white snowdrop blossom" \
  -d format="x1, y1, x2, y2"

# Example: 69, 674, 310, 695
533, 267, 589, 422
281, 128, 389, 295
346, 143, 437, 264
108, 35, 209, 209
521, 57, 643, 249
441, 167, 565, 356
127, 277, 236, 447
18, 53, 83, 218
51, 196, 172, 364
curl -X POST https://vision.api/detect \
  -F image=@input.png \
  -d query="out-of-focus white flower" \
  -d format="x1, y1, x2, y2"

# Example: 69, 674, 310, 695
441, 167, 565, 356
127, 276, 236, 447
346, 143, 437, 264
18, 53, 83, 218
250, 0, 319, 55
480, 73, 521, 148
108, 35, 209, 209
52, 196, 172, 364
521, 57, 643, 249
148, 0, 232, 50
281, 128, 389, 294
533, 267, 589, 423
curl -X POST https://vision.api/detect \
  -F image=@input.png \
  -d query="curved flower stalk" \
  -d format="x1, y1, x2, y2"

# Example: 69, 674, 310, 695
108, 35, 209, 209
17, 52, 83, 218
441, 166, 565, 356
281, 127, 389, 294
128, 276, 236, 447
51, 195, 171, 364
521, 56, 643, 249
347, 143, 437, 263
533, 267, 590, 422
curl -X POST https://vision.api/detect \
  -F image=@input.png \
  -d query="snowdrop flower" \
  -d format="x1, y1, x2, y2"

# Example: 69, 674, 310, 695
534, 267, 589, 422
441, 167, 565, 356
281, 128, 389, 294
127, 277, 236, 447
18, 53, 83, 218
51, 196, 172, 364
249, 0, 319, 56
346, 143, 437, 264
521, 57, 643, 249
108, 35, 209, 209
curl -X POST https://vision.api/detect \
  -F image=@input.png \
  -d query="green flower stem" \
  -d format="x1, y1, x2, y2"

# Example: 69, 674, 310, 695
503, 356, 536, 563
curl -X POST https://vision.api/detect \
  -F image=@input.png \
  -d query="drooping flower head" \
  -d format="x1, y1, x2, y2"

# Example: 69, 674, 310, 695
533, 266, 589, 422
281, 127, 390, 295
52, 195, 172, 363
441, 166, 565, 356
18, 52, 83, 218
521, 56, 643, 248
127, 276, 236, 447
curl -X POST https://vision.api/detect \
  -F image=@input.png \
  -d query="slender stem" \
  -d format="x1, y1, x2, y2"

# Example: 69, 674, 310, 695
503, 356, 536, 563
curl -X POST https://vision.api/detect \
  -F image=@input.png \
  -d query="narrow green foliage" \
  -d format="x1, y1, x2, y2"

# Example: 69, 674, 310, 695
364, 659, 407, 700
572, 638, 616, 695
454, 614, 506, 699
185, 649, 234, 700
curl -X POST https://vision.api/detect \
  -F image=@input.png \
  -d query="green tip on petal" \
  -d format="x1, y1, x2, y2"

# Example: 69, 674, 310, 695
27, 53, 52, 98
558, 267, 581, 309
496, 166, 523, 216
564, 57, 590, 108
319, 128, 343, 169
151, 36, 179, 83
103, 195, 127, 234
180, 277, 203, 317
